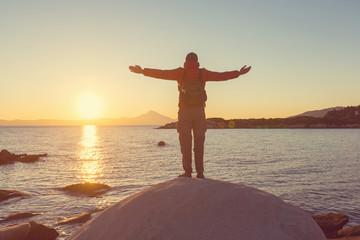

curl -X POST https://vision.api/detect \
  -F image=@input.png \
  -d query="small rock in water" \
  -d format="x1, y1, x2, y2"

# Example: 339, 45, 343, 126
27, 221, 59, 240
0, 189, 26, 203
157, 141, 165, 146
17, 153, 48, 163
57, 212, 91, 225
0, 212, 42, 223
60, 182, 111, 197
0, 149, 47, 165
0, 222, 31, 240
0, 221, 59, 240
313, 212, 349, 233
336, 225, 360, 238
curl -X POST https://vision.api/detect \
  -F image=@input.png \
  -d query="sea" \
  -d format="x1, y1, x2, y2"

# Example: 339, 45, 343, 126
1, 126, 359, 239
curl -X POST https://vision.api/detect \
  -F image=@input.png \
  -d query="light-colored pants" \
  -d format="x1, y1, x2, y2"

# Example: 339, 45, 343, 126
177, 107, 206, 174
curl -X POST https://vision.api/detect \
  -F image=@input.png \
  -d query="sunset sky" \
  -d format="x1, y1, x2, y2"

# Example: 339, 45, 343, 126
1, 0, 359, 120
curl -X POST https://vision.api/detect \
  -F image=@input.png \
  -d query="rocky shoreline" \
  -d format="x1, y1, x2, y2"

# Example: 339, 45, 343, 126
313, 213, 360, 239
1, 180, 360, 240
2, 211, 359, 240
0, 182, 112, 239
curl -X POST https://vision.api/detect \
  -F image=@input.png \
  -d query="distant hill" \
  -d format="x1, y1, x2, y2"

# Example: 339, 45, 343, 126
288, 106, 345, 118
159, 105, 360, 129
0, 110, 176, 126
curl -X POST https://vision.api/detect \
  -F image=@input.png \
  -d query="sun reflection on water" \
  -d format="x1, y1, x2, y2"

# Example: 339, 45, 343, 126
78, 125, 103, 182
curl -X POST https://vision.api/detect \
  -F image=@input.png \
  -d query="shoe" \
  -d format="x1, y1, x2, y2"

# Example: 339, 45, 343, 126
196, 173, 205, 179
178, 173, 192, 178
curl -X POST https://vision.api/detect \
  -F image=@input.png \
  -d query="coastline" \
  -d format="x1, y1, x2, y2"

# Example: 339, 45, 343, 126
158, 117, 360, 129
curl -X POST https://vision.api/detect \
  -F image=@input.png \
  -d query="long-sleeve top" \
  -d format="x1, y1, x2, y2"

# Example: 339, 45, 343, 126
142, 61, 242, 107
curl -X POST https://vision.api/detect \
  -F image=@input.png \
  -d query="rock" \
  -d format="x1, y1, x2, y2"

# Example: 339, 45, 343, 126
313, 213, 349, 235
329, 236, 360, 240
57, 212, 91, 225
0, 189, 26, 202
60, 182, 111, 197
68, 178, 326, 240
312, 213, 360, 239
0, 149, 17, 164
26, 221, 59, 240
0, 212, 41, 223
89, 205, 107, 214
0, 222, 31, 240
0, 149, 47, 165
0, 221, 58, 240
157, 141, 165, 146
336, 225, 360, 238
17, 154, 48, 163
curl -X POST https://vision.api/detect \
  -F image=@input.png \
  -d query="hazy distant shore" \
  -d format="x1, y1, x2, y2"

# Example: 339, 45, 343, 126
0, 111, 176, 126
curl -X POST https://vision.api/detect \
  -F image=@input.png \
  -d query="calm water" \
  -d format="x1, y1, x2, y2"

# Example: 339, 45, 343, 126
1, 126, 359, 239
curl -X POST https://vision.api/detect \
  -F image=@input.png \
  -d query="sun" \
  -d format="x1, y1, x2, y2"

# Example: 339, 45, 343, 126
78, 94, 102, 119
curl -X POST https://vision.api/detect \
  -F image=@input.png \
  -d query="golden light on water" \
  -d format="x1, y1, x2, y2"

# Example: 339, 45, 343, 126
78, 125, 103, 182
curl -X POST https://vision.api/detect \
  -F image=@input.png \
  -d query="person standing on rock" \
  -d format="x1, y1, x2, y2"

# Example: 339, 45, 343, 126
129, 52, 251, 178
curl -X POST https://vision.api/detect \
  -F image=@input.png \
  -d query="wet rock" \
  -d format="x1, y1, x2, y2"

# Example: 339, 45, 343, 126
0, 189, 26, 202
89, 205, 107, 214
313, 213, 349, 234
0, 222, 31, 240
0, 149, 47, 165
0, 149, 17, 164
335, 225, 360, 238
60, 182, 111, 197
157, 141, 165, 146
0, 221, 59, 240
26, 221, 59, 240
327, 236, 360, 240
0, 212, 41, 223
56, 212, 91, 225
17, 153, 48, 163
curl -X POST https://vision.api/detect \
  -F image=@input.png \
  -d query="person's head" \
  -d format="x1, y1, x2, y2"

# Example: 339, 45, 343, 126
185, 52, 198, 62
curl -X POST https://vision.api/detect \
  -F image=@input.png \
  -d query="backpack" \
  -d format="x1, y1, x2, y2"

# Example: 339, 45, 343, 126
178, 69, 207, 106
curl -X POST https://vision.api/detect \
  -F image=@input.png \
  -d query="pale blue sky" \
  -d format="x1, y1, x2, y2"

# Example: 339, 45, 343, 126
1, 0, 359, 120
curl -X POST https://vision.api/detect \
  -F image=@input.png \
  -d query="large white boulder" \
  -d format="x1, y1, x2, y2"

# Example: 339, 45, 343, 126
68, 178, 326, 240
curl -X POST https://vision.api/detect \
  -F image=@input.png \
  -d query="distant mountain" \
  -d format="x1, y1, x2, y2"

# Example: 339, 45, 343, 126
0, 111, 176, 126
96, 110, 176, 126
288, 106, 345, 118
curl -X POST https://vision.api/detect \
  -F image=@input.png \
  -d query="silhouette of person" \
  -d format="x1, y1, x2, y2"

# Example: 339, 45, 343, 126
129, 52, 251, 178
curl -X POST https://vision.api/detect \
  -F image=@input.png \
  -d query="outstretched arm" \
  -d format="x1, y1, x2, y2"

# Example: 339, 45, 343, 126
239, 65, 251, 75
129, 65, 183, 81
204, 65, 252, 82
129, 65, 144, 74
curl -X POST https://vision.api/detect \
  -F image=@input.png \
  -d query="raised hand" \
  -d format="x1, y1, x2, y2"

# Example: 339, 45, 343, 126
129, 65, 144, 74
239, 65, 251, 75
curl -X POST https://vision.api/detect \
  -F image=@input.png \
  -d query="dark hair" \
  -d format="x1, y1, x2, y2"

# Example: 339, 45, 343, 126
186, 52, 198, 62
